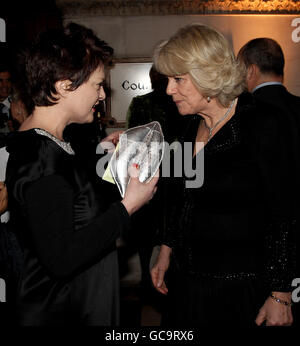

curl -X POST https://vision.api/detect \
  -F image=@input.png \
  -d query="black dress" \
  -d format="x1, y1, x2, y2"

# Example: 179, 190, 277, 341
162, 93, 297, 327
5, 128, 130, 326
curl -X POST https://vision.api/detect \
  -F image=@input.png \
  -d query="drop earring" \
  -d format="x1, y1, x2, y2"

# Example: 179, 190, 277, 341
207, 96, 211, 103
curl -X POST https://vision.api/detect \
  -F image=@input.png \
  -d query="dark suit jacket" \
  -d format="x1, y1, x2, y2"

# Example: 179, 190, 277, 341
254, 84, 300, 213
253, 84, 300, 110
254, 84, 300, 189
254, 84, 300, 324
253, 84, 300, 128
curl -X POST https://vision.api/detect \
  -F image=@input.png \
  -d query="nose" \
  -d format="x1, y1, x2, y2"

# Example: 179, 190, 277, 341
99, 86, 106, 101
0, 79, 11, 88
166, 78, 176, 95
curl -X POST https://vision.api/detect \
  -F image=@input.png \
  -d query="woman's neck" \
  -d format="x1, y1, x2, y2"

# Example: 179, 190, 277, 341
193, 98, 237, 150
197, 98, 237, 129
20, 105, 68, 141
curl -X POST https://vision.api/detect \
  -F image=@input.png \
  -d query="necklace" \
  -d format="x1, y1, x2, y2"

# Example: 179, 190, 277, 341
203, 99, 236, 141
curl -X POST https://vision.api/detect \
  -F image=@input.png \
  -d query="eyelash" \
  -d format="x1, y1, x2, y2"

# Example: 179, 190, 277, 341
96, 84, 105, 92
98, 79, 107, 86
174, 77, 183, 83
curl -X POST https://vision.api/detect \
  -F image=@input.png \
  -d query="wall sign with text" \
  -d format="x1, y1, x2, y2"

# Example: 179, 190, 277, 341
109, 60, 153, 127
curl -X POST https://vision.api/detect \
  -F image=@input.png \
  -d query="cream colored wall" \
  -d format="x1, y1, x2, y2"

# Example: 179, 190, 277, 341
66, 14, 300, 95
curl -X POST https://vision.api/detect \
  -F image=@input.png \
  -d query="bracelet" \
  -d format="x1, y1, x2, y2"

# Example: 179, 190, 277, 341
270, 293, 293, 306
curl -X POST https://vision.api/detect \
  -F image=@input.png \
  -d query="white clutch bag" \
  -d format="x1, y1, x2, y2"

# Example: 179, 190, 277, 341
109, 121, 164, 197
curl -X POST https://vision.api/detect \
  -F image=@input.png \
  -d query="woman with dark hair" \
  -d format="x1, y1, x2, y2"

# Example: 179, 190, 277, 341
5, 23, 158, 326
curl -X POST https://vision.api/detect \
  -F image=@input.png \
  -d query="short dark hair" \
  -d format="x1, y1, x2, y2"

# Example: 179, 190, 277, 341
238, 38, 284, 77
0, 64, 10, 74
19, 22, 113, 108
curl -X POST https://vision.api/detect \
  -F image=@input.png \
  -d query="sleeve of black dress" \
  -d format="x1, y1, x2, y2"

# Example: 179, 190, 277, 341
257, 111, 297, 292
24, 174, 130, 280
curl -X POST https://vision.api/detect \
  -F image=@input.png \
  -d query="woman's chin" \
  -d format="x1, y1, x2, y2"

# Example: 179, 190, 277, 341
86, 114, 94, 123
82, 111, 94, 123
179, 111, 190, 116
69, 114, 94, 125
177, 107, 190, 116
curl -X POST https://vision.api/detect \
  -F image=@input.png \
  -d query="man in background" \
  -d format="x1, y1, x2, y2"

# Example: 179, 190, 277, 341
238, 37, 300, 114
0, 66, 12, 134
124, 66, 183, 318
238, 37, 300, 327
126, 65, 183, 143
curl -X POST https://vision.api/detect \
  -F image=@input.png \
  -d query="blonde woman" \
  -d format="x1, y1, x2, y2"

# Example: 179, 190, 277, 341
151, 24, 296, 327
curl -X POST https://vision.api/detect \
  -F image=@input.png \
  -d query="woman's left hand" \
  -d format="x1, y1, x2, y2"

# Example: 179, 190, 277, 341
99, 130, 124, 153
255, 292, 293, 326
101, 130, 124, 146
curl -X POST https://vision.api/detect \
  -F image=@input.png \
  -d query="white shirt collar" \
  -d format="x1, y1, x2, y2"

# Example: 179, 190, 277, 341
1, 97, 11, 108
252, 82, 283, 93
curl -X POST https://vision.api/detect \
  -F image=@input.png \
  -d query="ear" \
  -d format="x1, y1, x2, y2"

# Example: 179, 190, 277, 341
55, 80, 72, 97
245, 64, 260, 92
246, 64, 255, 82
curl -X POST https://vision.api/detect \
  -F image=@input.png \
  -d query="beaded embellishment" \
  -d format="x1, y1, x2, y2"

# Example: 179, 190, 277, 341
34, 128, 75, 155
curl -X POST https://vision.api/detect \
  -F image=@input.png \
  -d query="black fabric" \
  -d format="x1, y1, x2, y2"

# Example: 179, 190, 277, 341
161, 92, 297, 326
253, 84, 300, 115
5, 129, 130, 325
0, 222, 23, 325
0, 133, 8, 147
0, 132, 23, 324
253, 84, 300, 326
163, 269, 268, 327
0, 222, 23, 284
0, 103, 8, 129
253, 84, 300, 218
126, 90, 184, 143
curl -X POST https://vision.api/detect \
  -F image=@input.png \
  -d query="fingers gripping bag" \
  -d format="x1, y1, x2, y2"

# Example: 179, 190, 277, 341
108, 121, 164, 197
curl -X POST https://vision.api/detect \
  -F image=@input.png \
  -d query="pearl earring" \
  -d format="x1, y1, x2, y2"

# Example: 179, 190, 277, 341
207, 96, 211, 103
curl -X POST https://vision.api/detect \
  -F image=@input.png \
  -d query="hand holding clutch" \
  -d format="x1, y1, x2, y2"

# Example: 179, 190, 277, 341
109, 121, 164, 197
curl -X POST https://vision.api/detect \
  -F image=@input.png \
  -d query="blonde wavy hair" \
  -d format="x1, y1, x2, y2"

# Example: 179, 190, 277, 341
153, 23, 246, 107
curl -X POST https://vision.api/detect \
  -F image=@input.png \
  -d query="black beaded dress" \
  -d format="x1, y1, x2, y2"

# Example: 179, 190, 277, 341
162, 93, 297, 327
5, 129, 130, 326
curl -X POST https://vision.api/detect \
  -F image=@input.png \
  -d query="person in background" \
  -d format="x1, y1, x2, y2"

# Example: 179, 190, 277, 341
237, 37, 300, 112
0, 84, 27, 325
150, 23, 296, 327
5, 22, 158, 326
0, 158, 23, 326
126, 65, 183, 143
238, 37, 300, 326
0, 66, 12, 134
7, 87, 29, 132
125, 66, 183, 309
